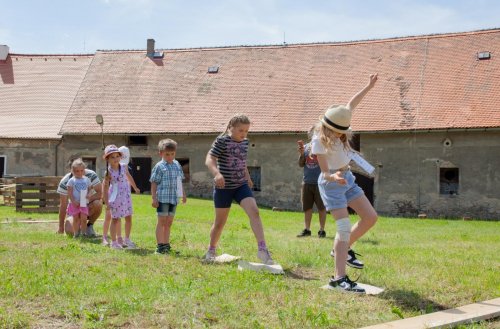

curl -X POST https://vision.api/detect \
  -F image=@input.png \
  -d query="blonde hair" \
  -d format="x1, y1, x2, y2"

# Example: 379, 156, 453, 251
158, 138, 177, 152
220, 114, 251, 137
313, 121, 353, 152
70, 158, 86, 173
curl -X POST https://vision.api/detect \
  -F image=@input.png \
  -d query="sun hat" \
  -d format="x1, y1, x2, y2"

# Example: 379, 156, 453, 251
103, 144, 122, 159
118, 146, 130, 165
319, 105, 352, 134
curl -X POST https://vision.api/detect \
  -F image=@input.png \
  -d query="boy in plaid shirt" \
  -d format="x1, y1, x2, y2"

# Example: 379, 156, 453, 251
150, 139, 187, 254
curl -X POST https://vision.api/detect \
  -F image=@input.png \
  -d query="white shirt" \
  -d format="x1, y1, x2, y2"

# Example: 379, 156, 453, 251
311, 135, 351, 170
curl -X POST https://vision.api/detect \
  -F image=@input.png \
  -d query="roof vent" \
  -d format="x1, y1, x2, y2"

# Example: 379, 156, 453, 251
0, 45, 9, 61
477, 51, 491, 60
152, 51, 164, 59
208, 65, 219, 73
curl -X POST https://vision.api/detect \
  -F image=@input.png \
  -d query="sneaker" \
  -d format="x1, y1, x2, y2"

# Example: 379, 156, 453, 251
86, 224, 97, 237
111, 241, 123, 250
257, 249, 275, 265
102, 236, 110, 246
318, 230, 326, 238
297, 229, 312, 237
123, 238, 137, 249
154, 244, 171, 255
203, 249, 217, 262
328, 276, 365, 293
330, 249, 364, 269
117, 237, 125, 247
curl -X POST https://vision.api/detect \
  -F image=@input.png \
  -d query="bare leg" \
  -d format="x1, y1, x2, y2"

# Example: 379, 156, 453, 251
124, 215, 132, 239
209, 208, 230, 249
303, 208, 313, 230
347, 195, 378, 246
110, 218, 120, 242
102, 209, 111, 239
80, 215, 87, 234
73, 214, 81, 235
239, 197, 265, 243
156, 215, 174, 244
87, 200, 102, 225
318, 208, 327, 231
58, 195, 68, 234
331, 208, 350, 279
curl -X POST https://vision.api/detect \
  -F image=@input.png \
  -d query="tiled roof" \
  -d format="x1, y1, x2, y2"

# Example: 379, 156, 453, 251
57, 29, 500, 134
0, 54, 93, 139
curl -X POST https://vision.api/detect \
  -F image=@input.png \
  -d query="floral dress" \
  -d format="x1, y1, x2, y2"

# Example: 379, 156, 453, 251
107, 164, 133, 218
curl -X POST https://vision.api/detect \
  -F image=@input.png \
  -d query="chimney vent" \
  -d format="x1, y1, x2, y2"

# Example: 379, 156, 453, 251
147, 39, 155, 57
0, 45, 9, 61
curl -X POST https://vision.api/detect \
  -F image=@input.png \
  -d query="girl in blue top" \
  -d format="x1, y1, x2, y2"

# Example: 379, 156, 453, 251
204, 114, 274, 265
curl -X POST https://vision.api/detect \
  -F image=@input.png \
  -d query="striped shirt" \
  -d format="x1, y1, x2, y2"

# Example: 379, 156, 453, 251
209, 135, 248, 189
57, 169, 100, 196
150, 159, 184, 205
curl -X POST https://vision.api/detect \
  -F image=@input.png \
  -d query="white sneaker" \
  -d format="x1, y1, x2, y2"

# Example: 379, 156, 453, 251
111, 241, 123, 250
257, 249, 275, 265
123, 238, 137, 249
203, 249, 217, 262
102, 236, 110, 246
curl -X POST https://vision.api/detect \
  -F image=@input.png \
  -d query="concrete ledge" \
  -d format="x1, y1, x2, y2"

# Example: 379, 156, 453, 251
360, 298, 500, 329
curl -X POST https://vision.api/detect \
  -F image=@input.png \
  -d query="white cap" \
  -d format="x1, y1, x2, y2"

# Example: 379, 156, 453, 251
118, 146, 130, 165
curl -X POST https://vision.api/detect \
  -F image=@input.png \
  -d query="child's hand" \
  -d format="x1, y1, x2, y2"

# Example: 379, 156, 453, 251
368, 74, 378, 88
72, 200, 79, 207
133, 186, 140, 194
214, 173, 225, 188
330, 171, 347, 185
297, 140, 305, 154
152, 199, 159, 208
248, 178, 254, 189
182, 196, 187, 204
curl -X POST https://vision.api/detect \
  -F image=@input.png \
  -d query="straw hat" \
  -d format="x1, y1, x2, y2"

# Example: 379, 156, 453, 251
319, 105, 351, 134
103, 144, 122, 159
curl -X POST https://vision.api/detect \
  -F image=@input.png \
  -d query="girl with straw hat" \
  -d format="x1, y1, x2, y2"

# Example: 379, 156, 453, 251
312, 74, 378, 293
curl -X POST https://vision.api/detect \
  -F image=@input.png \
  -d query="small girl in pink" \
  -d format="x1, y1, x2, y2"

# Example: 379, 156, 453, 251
66, 158, 91, 237
102, 145, 139, 250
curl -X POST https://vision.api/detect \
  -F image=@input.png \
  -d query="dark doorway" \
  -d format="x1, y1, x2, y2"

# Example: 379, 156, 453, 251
353, 173, 374, 205
130, 157, 152, 193
0, 156, 5, 178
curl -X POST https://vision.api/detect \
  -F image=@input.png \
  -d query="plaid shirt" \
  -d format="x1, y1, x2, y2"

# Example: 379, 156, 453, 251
149, 159, 184, 205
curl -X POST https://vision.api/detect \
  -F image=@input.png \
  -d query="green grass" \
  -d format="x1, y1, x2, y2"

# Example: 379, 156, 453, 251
0, 195, 499, 328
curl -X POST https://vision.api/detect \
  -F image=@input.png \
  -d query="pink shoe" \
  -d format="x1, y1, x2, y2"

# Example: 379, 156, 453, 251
111, 241, 123, 250
102, 236, 110, 246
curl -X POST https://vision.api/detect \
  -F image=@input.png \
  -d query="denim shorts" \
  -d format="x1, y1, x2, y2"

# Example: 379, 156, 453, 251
157, 202, 177, 217
318, 170, 364, 211
213, 183, 254, 208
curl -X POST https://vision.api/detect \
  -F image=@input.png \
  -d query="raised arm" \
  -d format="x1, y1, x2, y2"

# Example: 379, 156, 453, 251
347, 74, 378, 110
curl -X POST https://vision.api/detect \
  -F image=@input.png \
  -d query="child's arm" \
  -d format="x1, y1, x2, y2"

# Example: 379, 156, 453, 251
125, 167, 140, 194
102, 177, 110, 205
151, 182, 159, 208
67, 185, 78, 206
297, 140, 306, 167
346, 74, 378, 110
316, 154, 347, 185
205, 152, 225, 188
245, 167, 254, 189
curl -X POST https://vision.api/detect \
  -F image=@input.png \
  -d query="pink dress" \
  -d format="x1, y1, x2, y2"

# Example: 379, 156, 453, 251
107, 164, 133, 218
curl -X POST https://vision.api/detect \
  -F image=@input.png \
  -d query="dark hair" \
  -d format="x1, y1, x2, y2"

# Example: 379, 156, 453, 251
158, 139, 177, 152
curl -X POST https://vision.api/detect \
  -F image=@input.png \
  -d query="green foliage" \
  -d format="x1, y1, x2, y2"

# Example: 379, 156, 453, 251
0, 195, 499, 328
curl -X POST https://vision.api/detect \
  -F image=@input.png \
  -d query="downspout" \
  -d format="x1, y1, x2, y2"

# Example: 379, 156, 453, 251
54, 136, 63, 176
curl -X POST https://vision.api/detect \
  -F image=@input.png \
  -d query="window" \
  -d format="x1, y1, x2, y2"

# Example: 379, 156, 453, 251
440, 168, 459, 195
248, 166, 261, 191
81, 157, 96, 172
177, 158, 190, 183
128, 135, 148, 146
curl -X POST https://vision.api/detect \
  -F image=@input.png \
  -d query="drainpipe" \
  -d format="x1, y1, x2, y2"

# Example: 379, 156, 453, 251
54, 136, 63, 176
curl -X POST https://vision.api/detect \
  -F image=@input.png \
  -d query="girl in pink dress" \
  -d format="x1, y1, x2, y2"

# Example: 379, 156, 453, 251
102, 145, 140, 250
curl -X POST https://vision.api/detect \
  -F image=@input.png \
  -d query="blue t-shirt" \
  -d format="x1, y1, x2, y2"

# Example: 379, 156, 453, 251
209, 135, 248, 189
67, 176, 91, 202
302, 143, 321, 184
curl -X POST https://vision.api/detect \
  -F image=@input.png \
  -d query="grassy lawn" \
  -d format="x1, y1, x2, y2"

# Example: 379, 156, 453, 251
0, 195, 499, 328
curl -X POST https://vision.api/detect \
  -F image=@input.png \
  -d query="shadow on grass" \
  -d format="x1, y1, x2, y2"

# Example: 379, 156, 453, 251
284, 268, 320, 281
379, 289, 448, 313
